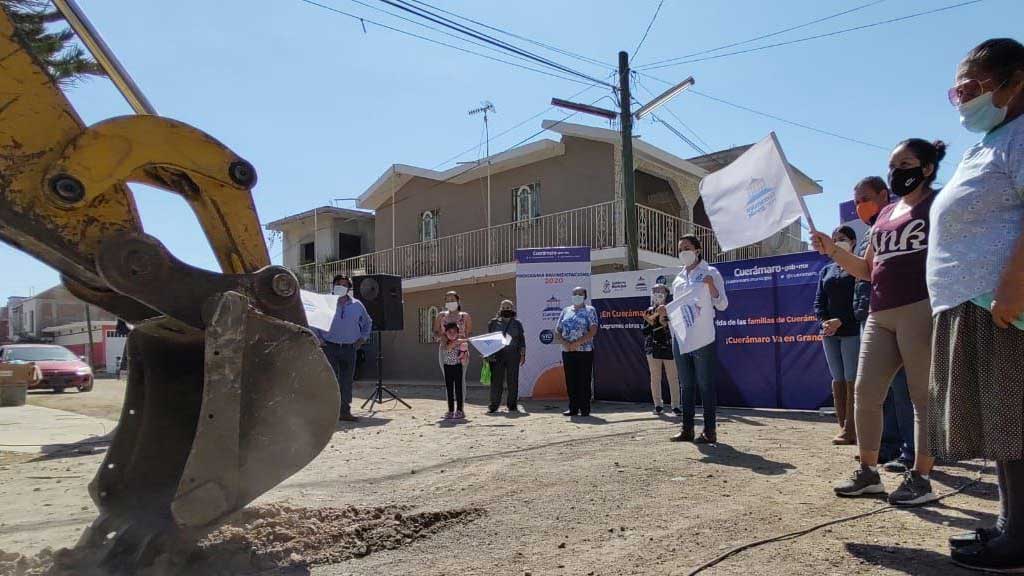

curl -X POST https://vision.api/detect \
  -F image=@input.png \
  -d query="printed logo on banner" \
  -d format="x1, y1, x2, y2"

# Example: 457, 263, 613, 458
539, 329, 555, 345
542, 296, 563, 322
602, 280, 612, 294
745, 177, 778, 219
634, 276, 648, 293
655, 275, 670, 287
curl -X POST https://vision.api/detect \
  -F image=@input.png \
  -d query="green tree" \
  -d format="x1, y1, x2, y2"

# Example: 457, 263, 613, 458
2, 0, 104, 86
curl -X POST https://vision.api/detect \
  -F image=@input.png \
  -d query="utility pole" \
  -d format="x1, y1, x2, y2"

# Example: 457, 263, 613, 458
551, 55, 694, 273
618, 51, 638, 271
83, 303, 94, 370
469, 102, 496, 264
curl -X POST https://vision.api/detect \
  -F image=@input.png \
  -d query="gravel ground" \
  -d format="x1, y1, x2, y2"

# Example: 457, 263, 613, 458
0, 379, 997, 575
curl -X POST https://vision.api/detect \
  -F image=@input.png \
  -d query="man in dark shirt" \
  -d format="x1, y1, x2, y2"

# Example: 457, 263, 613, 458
853, 177, 915, 472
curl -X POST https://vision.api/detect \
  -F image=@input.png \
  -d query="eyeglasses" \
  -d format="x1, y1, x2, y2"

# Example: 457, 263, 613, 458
948, 78, 1006, 106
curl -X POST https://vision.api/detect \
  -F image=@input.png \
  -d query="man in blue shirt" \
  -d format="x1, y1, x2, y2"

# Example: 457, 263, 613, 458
318, 274, 372, 421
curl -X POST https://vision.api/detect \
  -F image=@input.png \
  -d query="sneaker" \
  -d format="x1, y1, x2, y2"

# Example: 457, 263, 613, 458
672, 407, 683, 415
950, 526, 1002, 550
454, 410, 465, 419
654, 405, 664, 415
443, 411, 453, 420
562, 409, 577, 417
952, 535, 1024, 573
888, 471, 937, 507
834, 466, 885, 497
486, 406, 499, 414
882, 457, 914, 474
338, 413, 358, 422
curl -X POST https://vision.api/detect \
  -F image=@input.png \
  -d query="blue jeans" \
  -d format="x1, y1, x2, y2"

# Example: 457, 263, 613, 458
822, 334, 859, 382
323, 342, 356, 416
881, 369, 915, 462
673, 339, 717, 432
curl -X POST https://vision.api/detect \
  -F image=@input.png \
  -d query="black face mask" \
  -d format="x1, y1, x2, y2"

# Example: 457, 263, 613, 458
889, 166, 925, 197
500, 310, 515, 318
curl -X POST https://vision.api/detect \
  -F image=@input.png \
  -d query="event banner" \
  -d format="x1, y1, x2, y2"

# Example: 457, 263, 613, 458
592, 267, 680, 402
592, 252, 832, 409
515, 247, 591, 398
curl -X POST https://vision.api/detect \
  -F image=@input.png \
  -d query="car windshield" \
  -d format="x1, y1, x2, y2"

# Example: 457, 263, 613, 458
4, 347, 78, 362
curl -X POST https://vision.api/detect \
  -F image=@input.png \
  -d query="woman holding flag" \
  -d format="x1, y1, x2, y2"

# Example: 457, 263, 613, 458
669, 235, 728, 445
812, 138, 945, 507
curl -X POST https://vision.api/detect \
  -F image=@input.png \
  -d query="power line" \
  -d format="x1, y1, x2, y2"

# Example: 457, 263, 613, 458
639, 0, 985, 71
376, 0, 615, 87
431, 79, 610, 169
632, 0, 665, 61
343, 0, 591, 75
405, 0, 614, 71
295, 0, 598, 86
637, 0, 888, 69
639, 71, 888, 151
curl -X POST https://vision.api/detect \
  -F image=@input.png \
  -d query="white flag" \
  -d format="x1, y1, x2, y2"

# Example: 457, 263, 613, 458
468, 331, 512, 358
667, 285, 715, 354
300, 290, 338, 332
699, 133, 810, 251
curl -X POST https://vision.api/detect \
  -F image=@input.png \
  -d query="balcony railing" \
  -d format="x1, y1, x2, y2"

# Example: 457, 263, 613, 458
294, 201, 804, 291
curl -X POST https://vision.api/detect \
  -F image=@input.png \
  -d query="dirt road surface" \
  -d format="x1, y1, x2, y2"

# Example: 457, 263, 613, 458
0, 378, 997, 575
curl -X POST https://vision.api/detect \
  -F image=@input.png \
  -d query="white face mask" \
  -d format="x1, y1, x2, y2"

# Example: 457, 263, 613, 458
445, 301, 459, 312
679, 250, 698, 267
652, 293, 666, 305
571, 294, 585, 306
958, 89, 1009, 133
332, 285, 349, 297
835, 240, 853, 253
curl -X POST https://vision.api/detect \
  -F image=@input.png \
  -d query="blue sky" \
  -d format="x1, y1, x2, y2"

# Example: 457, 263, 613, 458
2, 0, 1019, 303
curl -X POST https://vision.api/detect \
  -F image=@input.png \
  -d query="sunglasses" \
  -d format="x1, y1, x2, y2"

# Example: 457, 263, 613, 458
948, 78, 1007, 107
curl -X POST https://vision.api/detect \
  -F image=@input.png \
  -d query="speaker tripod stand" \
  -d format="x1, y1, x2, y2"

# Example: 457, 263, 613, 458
362, 331, 411, 411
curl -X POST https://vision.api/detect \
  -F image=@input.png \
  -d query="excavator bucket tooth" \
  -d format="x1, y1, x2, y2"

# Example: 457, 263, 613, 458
63, 291, 338, 574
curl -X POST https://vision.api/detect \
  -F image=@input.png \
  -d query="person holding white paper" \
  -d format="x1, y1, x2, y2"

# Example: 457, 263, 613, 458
669, 235, 728, 445
486, 300, 526, 414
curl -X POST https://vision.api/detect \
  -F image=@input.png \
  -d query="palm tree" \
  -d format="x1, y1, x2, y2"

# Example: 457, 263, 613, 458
1, 0, 105, 86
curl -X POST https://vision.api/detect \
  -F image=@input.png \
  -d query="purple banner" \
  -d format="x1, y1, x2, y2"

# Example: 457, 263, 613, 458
515, 246, 591, 264
840, 199, 857, 223
592, 251, 833, 410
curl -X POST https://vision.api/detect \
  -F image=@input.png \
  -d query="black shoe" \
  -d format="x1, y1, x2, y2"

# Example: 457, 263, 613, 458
672, 407, 683, 416
882, 457, 914, 474
888, 471, 937, 507
563, 410, 577, 417
834, 466, 885, 497
694, 431, 717, 445
952, 535, 1024, 573
670, 428, 694, 442
654, 405, 664, 415
580, 411, 591, 417
487, 406, 499, 414
950, 526, 1002, 550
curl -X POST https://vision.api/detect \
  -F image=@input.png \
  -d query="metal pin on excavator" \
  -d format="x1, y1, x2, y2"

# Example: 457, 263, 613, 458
0, 1, 339, 573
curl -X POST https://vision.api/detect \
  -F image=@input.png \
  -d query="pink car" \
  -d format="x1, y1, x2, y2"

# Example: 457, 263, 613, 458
0, 344, 94, 393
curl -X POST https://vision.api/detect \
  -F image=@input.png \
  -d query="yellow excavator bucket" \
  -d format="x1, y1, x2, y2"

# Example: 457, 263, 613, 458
0, 5, 339, 573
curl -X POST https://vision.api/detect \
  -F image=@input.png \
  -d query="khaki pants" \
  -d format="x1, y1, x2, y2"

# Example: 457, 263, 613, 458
647, 356, 680, 407
854, 299, 933, 459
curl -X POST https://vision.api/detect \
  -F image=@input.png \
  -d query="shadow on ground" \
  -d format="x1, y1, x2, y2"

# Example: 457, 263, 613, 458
844, 542, 974, 575
695, 442, 796, 476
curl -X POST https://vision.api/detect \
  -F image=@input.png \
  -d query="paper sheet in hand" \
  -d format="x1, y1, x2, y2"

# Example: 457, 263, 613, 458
667, 284, 715, 354
300, 290, 338, 332
469, 331, 512, 357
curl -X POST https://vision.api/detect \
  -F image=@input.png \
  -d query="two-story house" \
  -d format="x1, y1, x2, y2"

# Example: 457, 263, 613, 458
279, 120, 819, 381
6, 286, 115, 342
265, 206, 376, 291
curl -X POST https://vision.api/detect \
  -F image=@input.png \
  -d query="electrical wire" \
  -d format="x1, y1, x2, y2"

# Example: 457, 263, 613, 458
376, 0, 615, 87
405, 0, 614, 70
637, 0, 888, 69
344, 0, 584, 75
295, 0, 600, 86
639, 71, 888, 151
685, 464, 991, 575
640, 0, 985, 71
632, 0, 665, 61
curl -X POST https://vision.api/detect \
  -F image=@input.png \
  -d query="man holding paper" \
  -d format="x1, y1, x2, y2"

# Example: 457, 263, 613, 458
669, 235, 728, 445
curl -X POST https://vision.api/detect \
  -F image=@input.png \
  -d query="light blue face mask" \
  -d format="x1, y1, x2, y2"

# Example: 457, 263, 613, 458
958, 89, 1008, 133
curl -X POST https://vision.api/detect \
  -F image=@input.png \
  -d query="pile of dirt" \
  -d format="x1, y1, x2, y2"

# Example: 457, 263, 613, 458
1, 504, 483, 576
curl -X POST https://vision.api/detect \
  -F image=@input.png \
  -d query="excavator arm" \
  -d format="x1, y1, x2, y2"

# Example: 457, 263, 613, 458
0, 5, 338, 574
